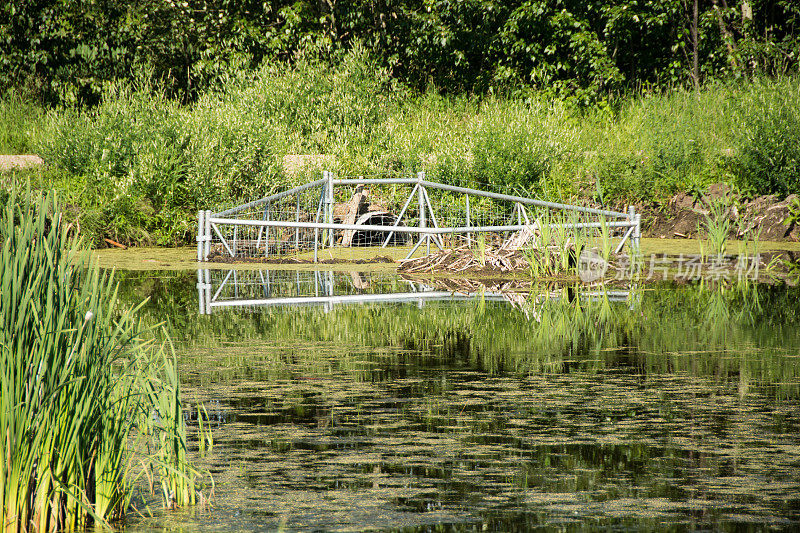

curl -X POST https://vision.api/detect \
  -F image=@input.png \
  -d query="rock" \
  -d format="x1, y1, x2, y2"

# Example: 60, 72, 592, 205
645, 183, 800, 241
648, 208, 705, 239
670, 191, 697, 211
281, 154, 334, 178
740, 194, 796, 241
704, 182, 733, 203
0, 155, 44, 172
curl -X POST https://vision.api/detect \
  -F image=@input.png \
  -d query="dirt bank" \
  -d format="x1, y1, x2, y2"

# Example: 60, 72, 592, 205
644, 183, 800, 241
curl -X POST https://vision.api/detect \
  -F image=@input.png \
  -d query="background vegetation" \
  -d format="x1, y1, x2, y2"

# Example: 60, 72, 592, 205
1, 1, 799, 245
3, 0, 799, 105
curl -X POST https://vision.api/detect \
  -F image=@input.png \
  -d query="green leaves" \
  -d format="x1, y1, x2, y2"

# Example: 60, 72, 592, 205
728, 77, 800, 196
0, 188, 205, 528
3, 1, 799, 103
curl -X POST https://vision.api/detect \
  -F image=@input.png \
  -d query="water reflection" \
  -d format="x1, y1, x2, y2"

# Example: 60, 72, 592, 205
195, 268, 638, 316
115, 269, 800, 532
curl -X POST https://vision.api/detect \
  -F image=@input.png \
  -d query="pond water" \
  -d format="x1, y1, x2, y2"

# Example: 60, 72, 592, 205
119, 268, 800, 532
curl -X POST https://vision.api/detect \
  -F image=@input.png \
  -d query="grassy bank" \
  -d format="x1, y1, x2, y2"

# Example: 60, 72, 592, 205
0, 189, 205, 530
2, 49, 799, 246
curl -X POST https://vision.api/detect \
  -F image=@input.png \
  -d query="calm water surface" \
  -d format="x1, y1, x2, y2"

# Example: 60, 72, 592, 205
120, 269, 800, 532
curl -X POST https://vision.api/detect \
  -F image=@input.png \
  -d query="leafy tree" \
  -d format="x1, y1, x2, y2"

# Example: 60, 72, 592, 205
1, 0, 798, 104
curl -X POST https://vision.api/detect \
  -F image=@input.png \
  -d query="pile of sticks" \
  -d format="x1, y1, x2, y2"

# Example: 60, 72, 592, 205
398, 245, 531, 273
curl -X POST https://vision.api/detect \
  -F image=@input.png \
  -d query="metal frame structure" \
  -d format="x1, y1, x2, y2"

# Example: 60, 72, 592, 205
197, 171, 641, 263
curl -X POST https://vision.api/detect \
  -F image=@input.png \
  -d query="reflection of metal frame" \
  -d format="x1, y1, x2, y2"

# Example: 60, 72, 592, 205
196, 268, 511, 314
197, 269, 639, 316
582, 290, 633, 302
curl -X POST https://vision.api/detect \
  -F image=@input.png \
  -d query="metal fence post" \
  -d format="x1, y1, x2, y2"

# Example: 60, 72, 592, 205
628, 205, 635, 254
264, 202, 277, 257
196, 210, 204, 262
232, 225, 238, 257
466, 195, 471, 247
417, 171, 426, 251
326, 170, 334, 247
204, 210, 212, 260
295, 192, 300, 250
314, 175, 327, 262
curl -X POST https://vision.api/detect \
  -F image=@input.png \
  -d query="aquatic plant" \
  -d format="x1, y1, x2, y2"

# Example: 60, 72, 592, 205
699, 200, 731, 260
783, 196, 800, 228
598, 215, 613, 262
0, 189, 204, 531
740, 226, 763, 266
474, 233, 486, 267
523, 212, 610, 279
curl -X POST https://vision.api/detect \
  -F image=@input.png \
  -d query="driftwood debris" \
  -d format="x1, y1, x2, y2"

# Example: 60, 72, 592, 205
399, 245, 531, 274
500, 220, 540, 251
340, 185, 369, 247
397, 275, 541, 320
402, 275, 533, 294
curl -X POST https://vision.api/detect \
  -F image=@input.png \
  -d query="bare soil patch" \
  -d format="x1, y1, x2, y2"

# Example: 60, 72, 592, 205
0, 154, 43, 171
645, 183, 800, 241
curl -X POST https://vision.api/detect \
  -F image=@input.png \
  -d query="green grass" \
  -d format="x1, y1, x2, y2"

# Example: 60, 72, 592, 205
2, 50, 799, 248
0, 188, 205, 530
0, 94, 42, 154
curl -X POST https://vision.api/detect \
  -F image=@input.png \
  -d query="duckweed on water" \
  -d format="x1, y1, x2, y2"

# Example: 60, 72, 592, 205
108, 267, 800, 531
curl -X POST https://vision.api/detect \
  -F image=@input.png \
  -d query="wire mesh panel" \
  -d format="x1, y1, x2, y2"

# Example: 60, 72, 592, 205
329, 180, 416, 250
198, 171, 640, 263
206, 181, 324, 261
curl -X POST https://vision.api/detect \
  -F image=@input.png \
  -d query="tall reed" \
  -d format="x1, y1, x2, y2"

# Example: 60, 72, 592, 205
0, 189, 203, 531
700, 200, 731, 260
524, 211, 603, 279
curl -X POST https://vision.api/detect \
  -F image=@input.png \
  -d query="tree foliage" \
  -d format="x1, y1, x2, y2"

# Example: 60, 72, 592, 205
1, 0, 799, 104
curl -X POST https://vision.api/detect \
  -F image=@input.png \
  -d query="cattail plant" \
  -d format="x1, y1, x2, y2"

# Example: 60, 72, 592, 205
0, 188, 204, 532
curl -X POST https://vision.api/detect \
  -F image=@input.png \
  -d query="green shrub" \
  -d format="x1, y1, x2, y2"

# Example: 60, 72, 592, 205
21, 60, 800, 246
32, 46, 400, 244
591, 87, 732, 203
729, 78, 800, 196
467, 99, 578, 194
